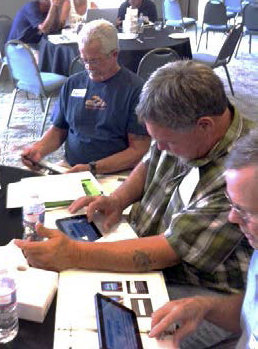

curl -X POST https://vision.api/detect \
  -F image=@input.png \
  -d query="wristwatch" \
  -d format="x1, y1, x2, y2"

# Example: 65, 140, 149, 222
88, 161, 97, 176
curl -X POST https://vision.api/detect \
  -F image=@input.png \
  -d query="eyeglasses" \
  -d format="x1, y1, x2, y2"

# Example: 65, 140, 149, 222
224, 191, 258, 224
79, 52, 113, 67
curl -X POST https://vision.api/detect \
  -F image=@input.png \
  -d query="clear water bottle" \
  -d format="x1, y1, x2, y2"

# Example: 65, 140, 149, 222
0, 269, 19, 343
138, 12, 144, 34
23, 193, 45, 241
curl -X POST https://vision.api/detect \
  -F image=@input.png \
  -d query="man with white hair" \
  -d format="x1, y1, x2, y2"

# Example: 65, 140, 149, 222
22, 19, 150, 175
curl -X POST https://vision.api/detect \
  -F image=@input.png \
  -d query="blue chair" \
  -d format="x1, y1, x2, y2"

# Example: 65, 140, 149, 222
0, 15, 12, 82
163, 0, 197, 44
235, 2, 258, 55
224, 0, 242, 23
197, 1, 229, 51
5, 40, 67, 136
193, 23, 243, 96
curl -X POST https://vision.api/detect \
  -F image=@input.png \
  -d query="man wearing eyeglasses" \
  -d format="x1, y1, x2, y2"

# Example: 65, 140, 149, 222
148, 128, 258, 349
22, 19, 150, 175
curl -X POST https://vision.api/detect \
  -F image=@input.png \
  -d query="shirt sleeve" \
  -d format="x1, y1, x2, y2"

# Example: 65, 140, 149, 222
26, 2, 46, 29
147, 1, 158, 22
165, 190, 244, 274
117, 3, 128, 20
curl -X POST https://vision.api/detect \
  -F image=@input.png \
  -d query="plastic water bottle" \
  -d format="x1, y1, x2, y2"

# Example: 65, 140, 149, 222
23, 193, 45, 241
0, 269, 19, 343
138, 12, 144, 34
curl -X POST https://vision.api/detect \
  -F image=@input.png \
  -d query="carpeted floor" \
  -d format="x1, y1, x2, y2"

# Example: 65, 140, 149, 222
0, 30, 257, 168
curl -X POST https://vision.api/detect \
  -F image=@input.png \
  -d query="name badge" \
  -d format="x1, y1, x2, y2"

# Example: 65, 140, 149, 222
71, 89, 87, 97
249, 333, 258, 349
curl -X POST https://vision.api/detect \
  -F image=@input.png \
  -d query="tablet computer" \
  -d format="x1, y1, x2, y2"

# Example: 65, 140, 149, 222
94, 293, 143, 349
55, 215, 102, 241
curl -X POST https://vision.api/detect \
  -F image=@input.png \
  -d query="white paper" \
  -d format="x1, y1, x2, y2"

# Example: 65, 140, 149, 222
6, 171, 102, 208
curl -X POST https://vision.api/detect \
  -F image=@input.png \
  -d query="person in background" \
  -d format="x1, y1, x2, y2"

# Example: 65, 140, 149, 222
149, 128, 258, 349
116, 0, 158, 28
21, 19, 150, 175
7, 0, 70, 46
16, 61, 254, 348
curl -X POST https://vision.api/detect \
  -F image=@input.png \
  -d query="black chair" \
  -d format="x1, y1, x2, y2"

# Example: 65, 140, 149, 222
197, 1, 230, 51
163, 0, 198, 44
235, 2, 258, 55
193, 23, 243, 96
69, 55, 84, 76
0, 15, 12, 82
5, 40, 67, 136
137, 47, 179, 81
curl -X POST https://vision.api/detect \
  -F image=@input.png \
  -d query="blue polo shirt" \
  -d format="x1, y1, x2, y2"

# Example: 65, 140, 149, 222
8, 1, 47, 44
52, 67, 147, 166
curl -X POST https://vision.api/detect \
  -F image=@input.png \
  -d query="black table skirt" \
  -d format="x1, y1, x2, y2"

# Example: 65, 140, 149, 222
0, 166, 54, 349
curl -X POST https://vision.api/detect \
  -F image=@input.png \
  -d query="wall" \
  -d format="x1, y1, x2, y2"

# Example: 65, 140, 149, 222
0, 0, 28, 18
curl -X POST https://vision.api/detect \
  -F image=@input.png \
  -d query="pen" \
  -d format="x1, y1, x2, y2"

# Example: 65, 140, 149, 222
136, 38, 144, 44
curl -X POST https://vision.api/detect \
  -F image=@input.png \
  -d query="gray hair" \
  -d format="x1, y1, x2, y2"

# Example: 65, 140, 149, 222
136, 60, 228, 130
225, 128, 258, 170
78, 19, 118, 54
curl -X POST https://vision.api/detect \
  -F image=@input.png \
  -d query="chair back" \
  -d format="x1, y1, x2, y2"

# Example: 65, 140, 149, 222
84, 8, 118, 25
216, 23, 243, 63
69, 55, 85, 76
163, 0, 183, 21
5, 40, 45, 96
202, 1, 228, 25
0, 15, 12, 58
243, 3, 258, 30
137, 47, 179, 81
224, 0, 242, 12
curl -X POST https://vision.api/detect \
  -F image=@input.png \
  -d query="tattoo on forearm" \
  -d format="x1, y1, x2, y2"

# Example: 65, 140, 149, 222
133, 250, 152, 272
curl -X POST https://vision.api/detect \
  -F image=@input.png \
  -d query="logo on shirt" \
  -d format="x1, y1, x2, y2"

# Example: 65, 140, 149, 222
85, 95, 106, 110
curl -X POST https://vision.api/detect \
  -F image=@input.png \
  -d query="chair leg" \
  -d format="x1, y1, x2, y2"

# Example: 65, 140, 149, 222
249, 34, 252, 54
195, 24, 197, 45
40, 96, 51, 137
223, 65, 234, 96
197, 31, 203, 51
206, 31, 209, 49
235, 33, 243, 58
39, 95, 45, 112
7, 88, 18, 127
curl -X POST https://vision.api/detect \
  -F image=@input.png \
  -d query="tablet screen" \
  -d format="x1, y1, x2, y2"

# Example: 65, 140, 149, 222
95, 293, 143, 349
55, 215, 102, 241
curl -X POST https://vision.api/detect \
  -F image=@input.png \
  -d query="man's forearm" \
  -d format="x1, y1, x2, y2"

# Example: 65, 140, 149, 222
204, 293, 243, 333
36, 126, 67, 157
69, 234, 179, 272
93, 136, 150, 175
38, 3, 61, 33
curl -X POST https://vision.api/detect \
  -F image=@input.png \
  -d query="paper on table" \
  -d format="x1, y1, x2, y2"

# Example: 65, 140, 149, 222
168, 32, 189, 39
6, 171, 102, 208
48, 33, 78, 44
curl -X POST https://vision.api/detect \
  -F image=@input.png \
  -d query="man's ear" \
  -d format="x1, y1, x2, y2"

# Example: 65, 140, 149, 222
197, 117, 215, 132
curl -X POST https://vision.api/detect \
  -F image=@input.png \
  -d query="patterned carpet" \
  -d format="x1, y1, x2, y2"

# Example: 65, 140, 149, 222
0, 32, 257, 168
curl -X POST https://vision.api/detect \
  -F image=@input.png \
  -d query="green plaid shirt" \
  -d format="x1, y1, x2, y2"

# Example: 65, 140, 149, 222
130, 105, 254, 293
